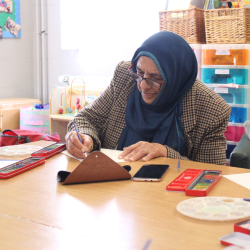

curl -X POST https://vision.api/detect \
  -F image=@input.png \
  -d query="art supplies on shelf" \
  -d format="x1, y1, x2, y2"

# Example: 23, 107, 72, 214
166, 169, 222, 196
0, 157, 45, 179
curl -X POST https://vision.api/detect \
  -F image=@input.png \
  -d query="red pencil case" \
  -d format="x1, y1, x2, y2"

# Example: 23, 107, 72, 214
31, 142, 66, 159
166, 169, 222, 196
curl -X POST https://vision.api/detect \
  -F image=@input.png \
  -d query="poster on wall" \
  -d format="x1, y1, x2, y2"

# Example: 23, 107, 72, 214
0, 0, 21, 38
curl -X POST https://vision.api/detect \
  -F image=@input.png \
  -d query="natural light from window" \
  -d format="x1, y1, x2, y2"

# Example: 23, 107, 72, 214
60, 0, 167, 77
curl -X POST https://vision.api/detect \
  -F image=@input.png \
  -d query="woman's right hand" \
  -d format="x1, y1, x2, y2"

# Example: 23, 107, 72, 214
65, 132, 93, 159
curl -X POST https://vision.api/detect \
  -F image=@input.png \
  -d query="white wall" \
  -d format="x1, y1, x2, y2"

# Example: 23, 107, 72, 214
47, 0, 130, 94
47, 0, 166, 99
0, 0, 36, 99
0, 0, 165, 102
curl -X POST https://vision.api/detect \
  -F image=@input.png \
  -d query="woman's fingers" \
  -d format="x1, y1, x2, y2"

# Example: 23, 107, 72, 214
79, 134, 93, 153
65, 132, 93, 158
119, 142, 167, 162
118, 142, 144, 160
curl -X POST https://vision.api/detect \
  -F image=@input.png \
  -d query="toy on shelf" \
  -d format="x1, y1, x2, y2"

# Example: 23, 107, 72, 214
69, 77, 85, 109
20, 103, 50, 134
51, 83, 67, 115
50, 76, 110, 118
75, 98, 82, 113
51, 77, 86, 117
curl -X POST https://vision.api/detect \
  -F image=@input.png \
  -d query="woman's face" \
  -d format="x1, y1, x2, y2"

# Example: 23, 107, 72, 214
136, 56, 163, 104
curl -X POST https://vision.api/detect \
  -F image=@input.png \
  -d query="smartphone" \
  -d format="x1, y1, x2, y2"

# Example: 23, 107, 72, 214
132, 164, 169, 182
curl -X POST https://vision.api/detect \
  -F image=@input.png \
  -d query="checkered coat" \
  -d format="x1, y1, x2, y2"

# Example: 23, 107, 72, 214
68, 61, 231, 165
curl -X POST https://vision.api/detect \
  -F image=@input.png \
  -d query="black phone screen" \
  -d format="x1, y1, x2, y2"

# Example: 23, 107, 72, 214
133, 164, 169, 179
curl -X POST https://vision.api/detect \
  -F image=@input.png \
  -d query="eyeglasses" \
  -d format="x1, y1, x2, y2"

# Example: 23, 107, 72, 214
128, 70, 164, 90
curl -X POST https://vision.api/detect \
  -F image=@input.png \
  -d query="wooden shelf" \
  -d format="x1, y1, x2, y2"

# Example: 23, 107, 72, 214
50, 115, 74, 121
0, 98, 41, 132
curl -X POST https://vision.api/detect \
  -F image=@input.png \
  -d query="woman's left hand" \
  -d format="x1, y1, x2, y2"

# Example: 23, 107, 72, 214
118, 141, 168, 162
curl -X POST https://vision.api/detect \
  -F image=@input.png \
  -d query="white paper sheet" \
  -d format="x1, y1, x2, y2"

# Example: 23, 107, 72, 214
61, 148, 125, 163
0, 160, 18, 168
223, 173, 250, 190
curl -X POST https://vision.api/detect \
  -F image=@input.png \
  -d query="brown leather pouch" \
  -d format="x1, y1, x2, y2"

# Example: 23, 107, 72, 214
57, 151, 131, 185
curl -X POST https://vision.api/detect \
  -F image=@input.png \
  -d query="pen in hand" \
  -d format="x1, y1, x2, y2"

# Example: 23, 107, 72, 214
177, 159, 180, 172
72, 121, 87, 158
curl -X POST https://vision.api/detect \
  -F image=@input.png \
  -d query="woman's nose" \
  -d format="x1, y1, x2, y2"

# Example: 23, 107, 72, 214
140, 79, 151, 90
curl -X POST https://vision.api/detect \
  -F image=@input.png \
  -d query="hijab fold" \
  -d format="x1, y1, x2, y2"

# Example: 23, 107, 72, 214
117, 31, 197, 155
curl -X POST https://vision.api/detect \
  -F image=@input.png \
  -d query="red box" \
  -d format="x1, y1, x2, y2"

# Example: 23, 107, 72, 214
220, 232, 250, 247
225, 126, 245, 142
235, 220, 250, 235
166, 169, 222, 196
0, 157, 45, 179
31, 143, 66, 159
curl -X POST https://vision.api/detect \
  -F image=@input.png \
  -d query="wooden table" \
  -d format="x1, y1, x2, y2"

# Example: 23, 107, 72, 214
0, 141, 249, 250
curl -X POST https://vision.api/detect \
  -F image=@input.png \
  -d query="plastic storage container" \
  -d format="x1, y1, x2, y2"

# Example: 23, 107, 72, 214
189, 44, 202, 64
201, 44, 250, 66
209, 87, 248, 104
20, 107, 50, 134
225, 126, 245, 142
202, 49, 249, 65
201, 67, 248, 85
189, 44, 202, 80
230, 107, 247, 123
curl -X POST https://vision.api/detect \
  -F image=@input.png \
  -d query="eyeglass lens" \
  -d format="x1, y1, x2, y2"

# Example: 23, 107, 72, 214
129, 71, 161, 90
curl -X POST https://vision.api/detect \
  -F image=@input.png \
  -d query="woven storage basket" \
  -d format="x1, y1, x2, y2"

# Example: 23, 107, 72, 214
159, 8, 206, 44
205, 8, 250, 44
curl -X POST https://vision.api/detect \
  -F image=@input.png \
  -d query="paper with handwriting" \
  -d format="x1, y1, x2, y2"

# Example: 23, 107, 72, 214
62, 148, 125, 163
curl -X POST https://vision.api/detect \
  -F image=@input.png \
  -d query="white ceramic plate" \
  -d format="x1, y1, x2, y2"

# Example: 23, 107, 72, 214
177, 197, 250, 221
0, 145, 42, 156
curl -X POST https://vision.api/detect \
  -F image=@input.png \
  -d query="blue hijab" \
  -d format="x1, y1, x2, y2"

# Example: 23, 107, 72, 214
117, 31, 197, 154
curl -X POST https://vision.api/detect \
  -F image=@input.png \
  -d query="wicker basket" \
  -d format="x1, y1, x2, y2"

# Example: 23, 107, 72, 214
205, 8, 250, 44
159, 8, 206, 44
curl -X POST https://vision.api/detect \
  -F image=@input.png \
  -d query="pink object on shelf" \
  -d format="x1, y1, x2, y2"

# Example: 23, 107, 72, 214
20, 106, 50, 134
225, 126, 245, 142
23, 121, 44, 126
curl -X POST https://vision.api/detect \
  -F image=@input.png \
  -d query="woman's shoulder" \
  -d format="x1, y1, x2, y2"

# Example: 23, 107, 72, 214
113, 61, 131, 78
182, 79, 231, 127
193, 79, 231, 114
109, 61, 135, 98
112, 61, 135, 88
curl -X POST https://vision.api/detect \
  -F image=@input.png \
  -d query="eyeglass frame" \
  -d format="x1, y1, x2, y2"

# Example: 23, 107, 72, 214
128, 64, 164, 90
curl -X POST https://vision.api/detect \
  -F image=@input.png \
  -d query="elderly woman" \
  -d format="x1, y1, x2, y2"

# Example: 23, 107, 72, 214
66, 31, 231, 165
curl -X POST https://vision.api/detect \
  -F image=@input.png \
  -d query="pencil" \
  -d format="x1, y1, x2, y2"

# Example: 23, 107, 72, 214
72, 121, 87, 157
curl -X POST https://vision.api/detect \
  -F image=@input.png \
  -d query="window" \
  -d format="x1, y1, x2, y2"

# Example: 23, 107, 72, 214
60, 0, 167, 77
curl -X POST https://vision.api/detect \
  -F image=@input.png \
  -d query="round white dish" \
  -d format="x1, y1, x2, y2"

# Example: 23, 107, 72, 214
177, 197, 250, 221
0, 145, 42, 156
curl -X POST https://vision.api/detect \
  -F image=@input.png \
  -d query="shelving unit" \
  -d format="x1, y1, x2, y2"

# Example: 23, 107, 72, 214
49, 84, 105, 142
201, 44, 250, 165
0, 98, 41, 132
189, 44, 202, 80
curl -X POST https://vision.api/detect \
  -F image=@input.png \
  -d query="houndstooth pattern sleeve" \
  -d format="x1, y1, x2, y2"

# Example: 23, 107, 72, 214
67, 61, 135, 151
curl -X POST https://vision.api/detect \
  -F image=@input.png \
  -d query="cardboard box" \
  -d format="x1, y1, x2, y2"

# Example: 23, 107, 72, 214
0, 98, 41, 132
